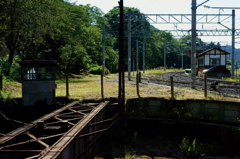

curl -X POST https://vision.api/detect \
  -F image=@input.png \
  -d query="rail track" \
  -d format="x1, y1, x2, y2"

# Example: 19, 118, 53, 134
142, 72, 240, 98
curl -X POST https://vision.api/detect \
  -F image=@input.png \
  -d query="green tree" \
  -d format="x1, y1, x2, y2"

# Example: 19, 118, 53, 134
206, 41, 221, 49
105, 7, 179, 70
0, 0, 65, 76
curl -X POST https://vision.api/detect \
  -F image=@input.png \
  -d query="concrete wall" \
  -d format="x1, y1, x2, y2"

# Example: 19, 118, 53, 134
22, 80, 56, 106
126, 98, 240, 123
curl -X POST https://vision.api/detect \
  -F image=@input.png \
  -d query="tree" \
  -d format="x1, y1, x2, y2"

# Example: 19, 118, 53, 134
1, 0, 116, 76
105, 7, 179, 70
0, 0, 65, 76
206, 41, 222, 49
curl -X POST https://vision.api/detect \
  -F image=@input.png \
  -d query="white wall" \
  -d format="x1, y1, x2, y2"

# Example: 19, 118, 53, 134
221, 55, 226, 65
205, 55, 209, 65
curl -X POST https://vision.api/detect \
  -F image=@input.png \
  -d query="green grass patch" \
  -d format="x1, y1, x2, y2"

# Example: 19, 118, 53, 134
1, 69, 240, 102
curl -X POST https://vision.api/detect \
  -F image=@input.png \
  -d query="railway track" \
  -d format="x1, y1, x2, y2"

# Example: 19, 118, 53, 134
141, 72, 240, 98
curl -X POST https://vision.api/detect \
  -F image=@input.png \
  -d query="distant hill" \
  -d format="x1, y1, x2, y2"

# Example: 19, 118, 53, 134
222, 45, 240, 63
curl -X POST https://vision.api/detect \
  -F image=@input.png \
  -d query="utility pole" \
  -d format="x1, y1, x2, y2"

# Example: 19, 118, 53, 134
102, 24, 106, 76
142, 41, 145, 74
181, 52, 184, 69
132, 49, 135, 75
118, 0, 125, 114
209, 7, 240, 78
232, 9, 235, 78
136, 40, 139, 75
191, 0, 197, 89
127, 11, 131, 80
191, 0, 210, 89
164, 38, 166, 72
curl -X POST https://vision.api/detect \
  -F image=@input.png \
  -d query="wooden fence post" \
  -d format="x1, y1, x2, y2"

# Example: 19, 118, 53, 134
66, 74, 69, 97
136, 72, 140, 97
170, 76, 174, 99
101, 74, 104, 100
204, 75, 207, 97
139, 72, 141, 83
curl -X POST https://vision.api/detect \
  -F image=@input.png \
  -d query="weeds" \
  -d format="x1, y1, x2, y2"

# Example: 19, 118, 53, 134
179, 136, 222, 156
131, 132, 153, 148
0, 90, 14, 103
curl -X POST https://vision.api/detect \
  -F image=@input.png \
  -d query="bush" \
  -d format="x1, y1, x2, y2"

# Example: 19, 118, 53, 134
0, 59, 21, 81
89, 65, 110, 75
179, 136, 222, 156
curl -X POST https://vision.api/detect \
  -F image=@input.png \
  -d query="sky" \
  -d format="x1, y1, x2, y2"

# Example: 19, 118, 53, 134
69, 0, 240, 48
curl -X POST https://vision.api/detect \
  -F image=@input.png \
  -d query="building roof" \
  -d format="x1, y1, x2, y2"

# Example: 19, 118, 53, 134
186, 47, 230, 58
196, 47, 230, 57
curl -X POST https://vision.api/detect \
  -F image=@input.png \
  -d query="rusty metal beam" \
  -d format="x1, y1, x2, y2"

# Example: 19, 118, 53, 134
25, 132, 49, 148
0, 111, 17, 129
44, 117, 82, 126
38, 101, 109, 159
0, 150, 42, 152
0, 100, 119, 159
79, 114, 118, 138
77, 113, 119, 159
25, 154, 41, 159
88, 117, 115, 127
53, 116, 75, 126
0, 101, 79, 145
0, 132, 65, 151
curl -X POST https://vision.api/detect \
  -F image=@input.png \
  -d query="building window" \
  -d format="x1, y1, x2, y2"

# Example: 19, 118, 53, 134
24, 67, 36, 80
210, 58, 220, 65
23, 67, 53, 80
38, 68, 53, 80
198, 58, 204, 66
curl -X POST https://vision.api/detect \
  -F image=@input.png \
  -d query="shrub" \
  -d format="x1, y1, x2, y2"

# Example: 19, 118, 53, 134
89, 65, 110, 75
0, 90, 14, 103
179, 136, 222, 156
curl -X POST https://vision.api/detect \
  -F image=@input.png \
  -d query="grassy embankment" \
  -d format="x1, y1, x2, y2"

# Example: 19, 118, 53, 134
1, 68, 240, 102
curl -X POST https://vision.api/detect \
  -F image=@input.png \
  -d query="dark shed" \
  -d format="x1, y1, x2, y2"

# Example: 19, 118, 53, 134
19, 60, 57, 106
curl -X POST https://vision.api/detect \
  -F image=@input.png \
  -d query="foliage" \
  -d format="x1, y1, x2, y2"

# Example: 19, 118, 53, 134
179, 136, 222, 156
0, 57, 21, 81
105, 7, 180, 70
89, 65, 110, 75
0, 0, 230, 78
0, 0, 65, 75
0, 90, 14, 103
0, 0, 117, 76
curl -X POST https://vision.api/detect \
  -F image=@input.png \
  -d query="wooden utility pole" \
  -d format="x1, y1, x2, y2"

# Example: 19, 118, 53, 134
118, 0, 125, 114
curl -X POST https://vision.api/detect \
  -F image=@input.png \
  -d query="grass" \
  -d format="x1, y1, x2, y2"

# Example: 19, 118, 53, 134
2, 69, 240, 102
